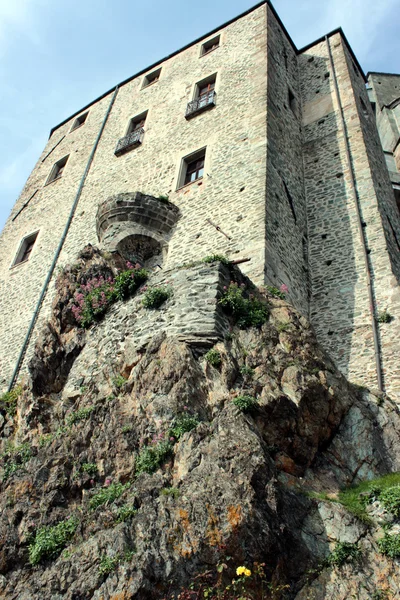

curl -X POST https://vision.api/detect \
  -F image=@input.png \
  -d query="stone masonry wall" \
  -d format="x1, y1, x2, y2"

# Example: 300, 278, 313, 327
0, 5, 269, 390
264, 6, 309, 316
300, 34, 400, 400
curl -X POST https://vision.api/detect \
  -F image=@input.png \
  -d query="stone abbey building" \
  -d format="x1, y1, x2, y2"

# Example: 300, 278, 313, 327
0, 0, 399, 399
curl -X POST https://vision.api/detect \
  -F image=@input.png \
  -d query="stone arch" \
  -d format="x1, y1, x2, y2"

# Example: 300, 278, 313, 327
96, 192, 180, 267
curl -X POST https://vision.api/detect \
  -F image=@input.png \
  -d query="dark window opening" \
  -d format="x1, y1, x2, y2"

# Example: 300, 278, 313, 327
288, 88, 297, 116
201, 35, 220, 56
186, 74, 216, 118
388, 214, 400, 252
115, 112, 147, 156
360, 97, 369, 119
12, 232, 39, 267
71, 112, 88, 131
46, 155, 69, 184
143, 68, 161, 88
127, 111, 147, 134
394, 187, 400, 215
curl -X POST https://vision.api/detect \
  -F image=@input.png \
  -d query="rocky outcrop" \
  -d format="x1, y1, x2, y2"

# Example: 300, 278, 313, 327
1, 250, 400, 599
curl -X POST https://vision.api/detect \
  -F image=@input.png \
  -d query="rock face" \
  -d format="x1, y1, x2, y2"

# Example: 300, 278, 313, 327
1, 249, 400, 599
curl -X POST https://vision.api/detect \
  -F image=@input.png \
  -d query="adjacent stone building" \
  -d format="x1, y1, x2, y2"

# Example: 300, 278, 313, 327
0, 1, 399, 399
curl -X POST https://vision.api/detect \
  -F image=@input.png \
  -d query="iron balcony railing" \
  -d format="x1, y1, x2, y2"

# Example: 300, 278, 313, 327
115, 128, 144, 156
185, 91, 216, 119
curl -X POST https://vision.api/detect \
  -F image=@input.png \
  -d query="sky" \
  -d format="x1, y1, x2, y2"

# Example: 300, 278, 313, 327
0, 0, 399, 232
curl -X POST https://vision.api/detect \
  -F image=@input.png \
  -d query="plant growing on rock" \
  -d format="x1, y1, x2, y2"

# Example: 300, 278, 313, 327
0, 384, 22, 417
135, 440, 173, 476
240, 365, 254, 377
219, 282, 268, 329
98, 554, 120, 575
114, 503, 137, 523
1, 442, 32, 481
29, 517, 78, 565
266, 285, 287, 299
89, 482, 131, 510
71, 263, 148, 327
377, 532, 400, 558
169, 413, 200, 441
205, 348, 222, 368
232, 395, 259, 413
202, 254, 229, 265
81, 463, 98, 476
377, 310, 393, 324
66, 406, 94, 426
142, 285, 172, 309
112, 374, 127, 389
325, 542, 362, 567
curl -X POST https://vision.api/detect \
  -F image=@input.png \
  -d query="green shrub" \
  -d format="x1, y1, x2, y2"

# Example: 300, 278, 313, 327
337, 473, 400, 523
239, 365, 254, 377
158, 194, 170, 203
202, 255, 229, 265
379, 486, 400, 517
266, 286, 286, 299
377, 310, 393, 324
99, 554, 120, 575
89, 482, 131, 510
205, 348, 222, 368
66, 406, 94, 426
169, 414, 199, 441
232, 395, 259, 413
81, 463, 97, 476
377, 532, 400, 558
326, 542, 362, 567
0, 385, 22, 417
160, 487, 180, 499
122, 424, 133, 434
29, 517, 78, 565
114, 504, 137, 523
1, 442, 32, 481
113, 268, 148, 301
136, 440, 173, 476
112, 375, 127, 389
219, 282, 268, 329
142, 286, 172, 309
39, 433, 56, 448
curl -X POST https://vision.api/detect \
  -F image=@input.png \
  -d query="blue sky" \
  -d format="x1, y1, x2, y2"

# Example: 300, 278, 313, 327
0, 0, 399, 232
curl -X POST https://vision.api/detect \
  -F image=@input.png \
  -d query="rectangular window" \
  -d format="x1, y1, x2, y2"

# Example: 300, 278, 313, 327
12, 231, 39, 267
178, 148, 206, 188
288, 88, 297, 117
201, 35, 220, 56
115, 111, 147, 156
185, 74, 217, 119
142, 68, 161, 88
46, 155, 69, 185
70, 111, 89, 132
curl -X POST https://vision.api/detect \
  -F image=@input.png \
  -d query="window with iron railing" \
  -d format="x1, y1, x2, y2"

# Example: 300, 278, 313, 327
115, 112, 147, 156
186, 78, 216, 119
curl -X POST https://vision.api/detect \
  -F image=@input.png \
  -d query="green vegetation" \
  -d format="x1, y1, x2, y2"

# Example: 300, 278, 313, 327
81, 463, 98, 476
0, 385, 22, 417
266, 285, 286, 299
89, 482, 131, 511
377, 310, 393, 324
276, 321, 291, 333
114, 503, 137, 523
142, 286, 172, 309
158, 194, 170, 203
1, 442, 32, 481
99, 554, 120, 575
113, 268, 148, 301
337, 473, 400, 522
219, 282, 269, 329
202, 254, 229, 265
325, 542, 362, 567
232, 395, 259, 413
112, 374, 127, 389
239, 365, 254, 377
135, 440, 172, 476
377, 532, 400, 558
39, 433, 56, 448
372, 590, 390, 600
122, 424, 133, 434
169, 414, 199, 441
160, 487, 180, 499
29, 517, 78, 565
205, 348, 222, 368
379, 486, 400, 517
66, 406, 94, 426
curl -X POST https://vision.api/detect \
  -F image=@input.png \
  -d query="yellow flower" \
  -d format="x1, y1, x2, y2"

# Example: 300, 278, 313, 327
236, 566, 251, 577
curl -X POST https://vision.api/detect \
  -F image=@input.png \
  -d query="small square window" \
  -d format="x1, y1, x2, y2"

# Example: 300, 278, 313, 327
185, 75, 217, 119
127, 111, 148, 134
142, 68, 161, 88
201, 35, 220, 56
12, 231, 39, 267
178, 148, 206, 188
46, 155, 69, 185
70, 112, 89, 131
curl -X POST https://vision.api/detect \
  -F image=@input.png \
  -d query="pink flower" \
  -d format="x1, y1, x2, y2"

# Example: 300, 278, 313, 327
90, 479, 95, 486
280, 284, 289, 293
105, 478, 112, 486
169, 437, 175, 442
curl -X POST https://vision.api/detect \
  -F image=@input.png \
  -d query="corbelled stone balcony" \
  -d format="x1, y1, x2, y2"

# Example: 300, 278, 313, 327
96, 192, 180, 265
